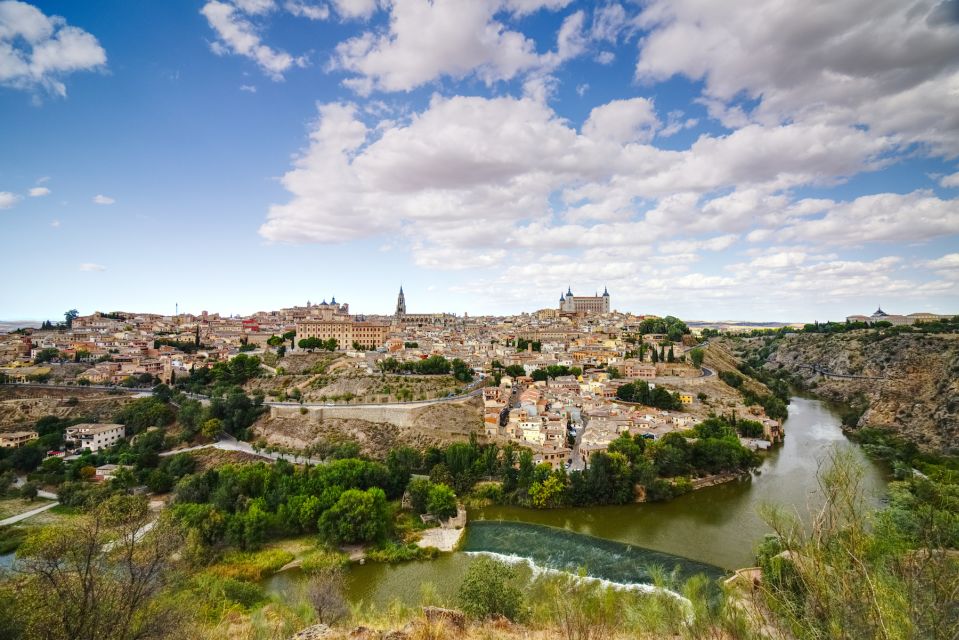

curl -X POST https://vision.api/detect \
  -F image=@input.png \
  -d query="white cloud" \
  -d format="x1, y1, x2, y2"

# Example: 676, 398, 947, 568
35, 176, 50, 184
50, 219, 59, 228
284, 0, 329, 20
332, 0, 585, 94
240, 83, 257, 92
504, 0, 572, 16
261, 93, 926, 272
780, 190, 959, 246
635, 0, 959, 156
0, 191, 20, 208
594, 50, 615, 65
590, 2, 630, 42
92, 194, 114, 205
234, 0, 275, 14
329, 0, 379, 19
0, 0, 106, 97
201, 0, 307, 80
28, 186, 49, 197
941, 171, 959, 188
79, 262, 106, 272
582, 97, 659, 144
659, 110, 697, 137
922, 253, 959, 273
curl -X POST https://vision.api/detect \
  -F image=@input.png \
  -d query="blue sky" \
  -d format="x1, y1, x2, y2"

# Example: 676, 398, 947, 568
1, 0, 958, 322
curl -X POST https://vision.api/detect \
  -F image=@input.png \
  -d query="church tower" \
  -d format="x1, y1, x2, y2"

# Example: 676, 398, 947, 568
395, 286, 407, 316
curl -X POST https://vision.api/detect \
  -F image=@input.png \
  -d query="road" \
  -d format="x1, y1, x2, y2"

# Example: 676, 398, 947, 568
160, 432, 324, 466
0, 501, 59, 527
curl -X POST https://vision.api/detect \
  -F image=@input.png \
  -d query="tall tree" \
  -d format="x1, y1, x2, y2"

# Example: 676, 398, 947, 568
11, 495, 184, 640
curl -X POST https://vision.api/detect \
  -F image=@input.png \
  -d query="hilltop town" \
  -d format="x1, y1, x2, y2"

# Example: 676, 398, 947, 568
0, 287, 789, 471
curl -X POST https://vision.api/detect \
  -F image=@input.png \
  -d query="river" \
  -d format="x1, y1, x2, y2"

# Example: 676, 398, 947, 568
266, 396, 888, 609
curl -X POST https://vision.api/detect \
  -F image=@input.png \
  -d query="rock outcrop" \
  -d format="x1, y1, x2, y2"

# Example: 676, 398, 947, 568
737, 332, 959, 452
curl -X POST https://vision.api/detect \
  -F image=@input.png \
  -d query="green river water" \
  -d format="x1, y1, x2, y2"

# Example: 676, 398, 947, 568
266, 396, 889, 610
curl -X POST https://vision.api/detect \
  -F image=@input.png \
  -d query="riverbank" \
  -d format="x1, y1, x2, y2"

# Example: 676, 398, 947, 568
415, 507, 466, 551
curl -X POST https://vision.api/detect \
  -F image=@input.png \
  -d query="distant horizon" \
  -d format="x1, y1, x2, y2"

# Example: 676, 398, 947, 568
3, 299, 952, 328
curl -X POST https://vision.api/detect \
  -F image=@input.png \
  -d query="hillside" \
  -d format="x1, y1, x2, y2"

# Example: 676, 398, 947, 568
726, 332, 959, 452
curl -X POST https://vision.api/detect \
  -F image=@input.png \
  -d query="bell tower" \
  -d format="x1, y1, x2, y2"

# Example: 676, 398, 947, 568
395, 286, 407, 316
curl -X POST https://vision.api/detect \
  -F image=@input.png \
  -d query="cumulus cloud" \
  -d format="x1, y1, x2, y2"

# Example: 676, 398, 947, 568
922, 252, 959, 273
635, 0, 959, 156
332, 0, 586, 94
941, 171, 959, 188
780, 190, 959, 245
0, 191, 20, 208
284, 0, 329, 20
92, 194, 114, 205
260, 93, 921, 281
0, 191, 20, 209
0, 0, 106, 97
329, 0, 379, 19
582, 97, 659, 144
28, 186, 49, 196
79, 262, 106, 272
201, 0, 307, 79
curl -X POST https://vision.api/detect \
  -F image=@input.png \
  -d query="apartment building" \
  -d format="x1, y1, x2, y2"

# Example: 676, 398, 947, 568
0, 431, 38, 448
65, 423, 125, 452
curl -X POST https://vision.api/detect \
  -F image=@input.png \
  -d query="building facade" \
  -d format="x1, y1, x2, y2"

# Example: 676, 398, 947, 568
65, 423, 125, 452
559, 286, 610, 315
295, 302, 389, 350
393, 286, 456, 326
0, 431, 38, 448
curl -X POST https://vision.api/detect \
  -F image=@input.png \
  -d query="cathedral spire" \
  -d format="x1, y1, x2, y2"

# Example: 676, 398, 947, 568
395, 285, 407, 316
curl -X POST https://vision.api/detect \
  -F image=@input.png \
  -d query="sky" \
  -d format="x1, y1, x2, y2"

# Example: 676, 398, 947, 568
1, 0, 958, 323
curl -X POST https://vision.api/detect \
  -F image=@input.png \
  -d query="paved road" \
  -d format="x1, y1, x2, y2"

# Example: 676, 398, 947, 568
160, 433, 324, 466
0, 501, 59, 527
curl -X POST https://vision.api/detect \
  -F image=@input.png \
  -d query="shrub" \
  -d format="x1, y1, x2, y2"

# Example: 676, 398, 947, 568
457, 556, 527, 621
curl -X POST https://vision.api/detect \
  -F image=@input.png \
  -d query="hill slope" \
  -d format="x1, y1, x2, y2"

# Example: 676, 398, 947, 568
731, 332, 959, 452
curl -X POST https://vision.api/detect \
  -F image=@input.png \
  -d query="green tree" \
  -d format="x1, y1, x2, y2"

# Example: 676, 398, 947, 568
201, 418, 222, 439
319, 487, 390, 544
529, 473, 566, 508
64, 309, 79, 328
457, 556, 527, 621
426, 482, 458, 520
33, 347, 60, 364
19, 481, 39, 501
406, 477, 432, 514
689, 348, 705, 368
12, 495, 184, 640
504, 365, 525, 378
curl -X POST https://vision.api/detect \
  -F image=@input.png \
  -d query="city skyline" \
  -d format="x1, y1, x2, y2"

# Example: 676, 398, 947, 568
2, 1, 958, 322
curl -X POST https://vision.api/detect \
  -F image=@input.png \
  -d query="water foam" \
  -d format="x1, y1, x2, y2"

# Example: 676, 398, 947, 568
462, 550, 693, 610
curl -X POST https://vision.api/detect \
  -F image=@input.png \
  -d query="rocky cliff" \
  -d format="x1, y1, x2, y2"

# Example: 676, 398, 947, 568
735, 332, 959, 452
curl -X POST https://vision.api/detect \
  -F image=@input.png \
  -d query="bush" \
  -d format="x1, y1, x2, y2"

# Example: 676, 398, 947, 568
208, 548, 295, 582
457, 556, 527, 621
319, 487, 390, 544
299, 549, 348, 574
427, 483, 458, 520
366, 542, 437, 563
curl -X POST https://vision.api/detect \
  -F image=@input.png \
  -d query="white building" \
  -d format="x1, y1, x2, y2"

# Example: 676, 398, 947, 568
65, 423, 125, 452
